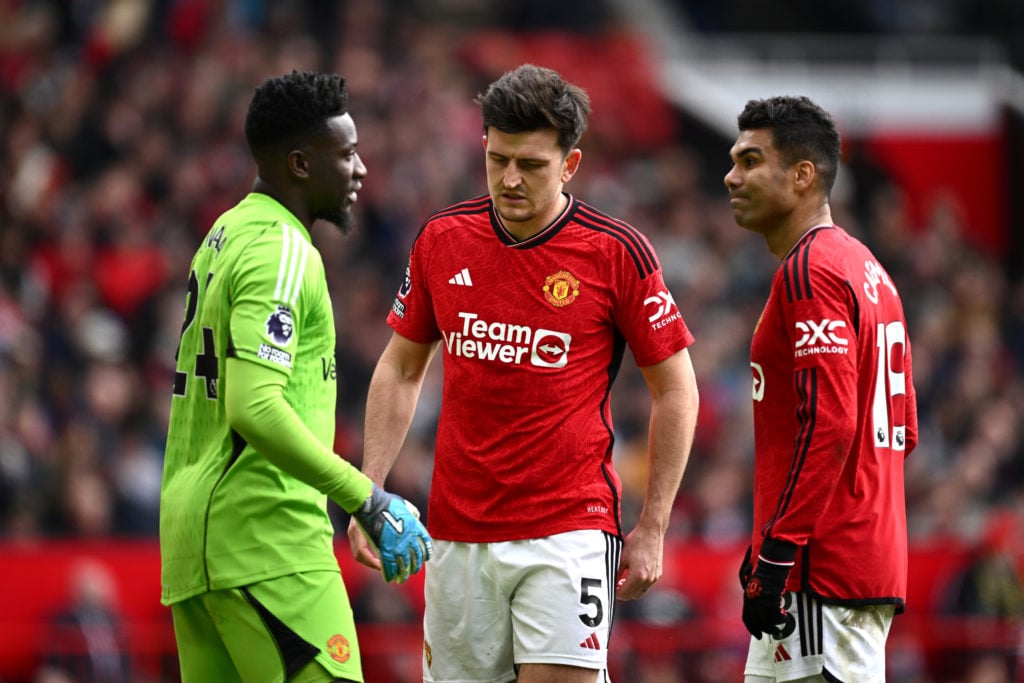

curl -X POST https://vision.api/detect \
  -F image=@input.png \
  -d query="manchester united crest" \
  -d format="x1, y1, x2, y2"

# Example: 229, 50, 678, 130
326, 634, 351, 663
543, 270, 580, 307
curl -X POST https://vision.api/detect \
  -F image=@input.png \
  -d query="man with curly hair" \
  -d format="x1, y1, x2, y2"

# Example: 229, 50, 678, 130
159, 70, 432, 683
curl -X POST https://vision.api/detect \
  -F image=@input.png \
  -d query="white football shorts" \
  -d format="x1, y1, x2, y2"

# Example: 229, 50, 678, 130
423, 530, 622, 683
744, 591, 896, 683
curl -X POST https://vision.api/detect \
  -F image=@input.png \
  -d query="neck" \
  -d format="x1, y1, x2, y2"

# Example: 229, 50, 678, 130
252, 177, 311, 229
767, 205, 832, 260
500, 193, 569, 242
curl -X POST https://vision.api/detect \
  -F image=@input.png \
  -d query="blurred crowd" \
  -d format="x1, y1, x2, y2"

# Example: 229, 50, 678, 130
0, 0, 1022, 599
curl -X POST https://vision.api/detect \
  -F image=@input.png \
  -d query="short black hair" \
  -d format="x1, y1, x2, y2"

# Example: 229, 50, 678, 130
244, 70, 348, 160
737, 95, 841, 195
474, 64, 591, 155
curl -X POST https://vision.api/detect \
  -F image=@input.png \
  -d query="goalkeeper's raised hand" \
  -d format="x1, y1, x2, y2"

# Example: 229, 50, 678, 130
352, 483, 433, 583
742, 537, 796, 640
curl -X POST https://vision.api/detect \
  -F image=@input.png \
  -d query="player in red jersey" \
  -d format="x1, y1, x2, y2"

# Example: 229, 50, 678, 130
348, 64, 699, 683
725, 95, 918, 683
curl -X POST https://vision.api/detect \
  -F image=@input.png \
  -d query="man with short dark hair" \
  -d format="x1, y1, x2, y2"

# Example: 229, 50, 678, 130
350, 63, 700, 683
725, 95, 918, 683
160, 70, 432, 683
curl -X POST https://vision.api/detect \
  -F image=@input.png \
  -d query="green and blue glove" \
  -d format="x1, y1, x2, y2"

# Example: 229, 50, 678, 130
352, 483, 433, 583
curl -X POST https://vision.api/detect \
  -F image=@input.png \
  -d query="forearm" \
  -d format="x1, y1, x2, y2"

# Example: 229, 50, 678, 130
225, 357, 371, 512
637, 350, 699, 534
361, 334, 438, 484
640, 388, 698, 532
766, 368, 855, 545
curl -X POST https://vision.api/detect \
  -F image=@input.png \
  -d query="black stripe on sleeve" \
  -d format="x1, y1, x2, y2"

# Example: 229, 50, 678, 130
768, 367, 818, 530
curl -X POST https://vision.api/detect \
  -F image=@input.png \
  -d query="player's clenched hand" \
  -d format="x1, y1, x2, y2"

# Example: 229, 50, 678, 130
742, 538, 796, 640
615, 525, 662, 601
352, 483, 433, 583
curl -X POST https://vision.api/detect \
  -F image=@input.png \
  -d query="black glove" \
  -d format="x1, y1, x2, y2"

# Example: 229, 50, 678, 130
742, 537, 797, 640
738, 544, 753, 590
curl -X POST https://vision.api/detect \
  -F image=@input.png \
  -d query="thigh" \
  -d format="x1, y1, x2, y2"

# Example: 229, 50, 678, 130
744, 592, 894, 683
509, 530, 621, 674
517, 662, 601, 683
199, 571, 362, 683
423, 540, 515, 682
171, 596, 244, 683
819, 601, 894, 682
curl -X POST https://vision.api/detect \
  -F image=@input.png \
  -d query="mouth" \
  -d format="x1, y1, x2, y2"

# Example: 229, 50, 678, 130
729, 195, 748, 208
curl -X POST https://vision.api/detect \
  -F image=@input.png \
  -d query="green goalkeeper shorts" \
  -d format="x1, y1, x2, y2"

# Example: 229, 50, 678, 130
171, 570, 363, 683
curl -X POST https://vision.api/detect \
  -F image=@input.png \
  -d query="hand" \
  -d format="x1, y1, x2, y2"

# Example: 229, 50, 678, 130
615, 524, 663, 601
352, 484, 433, 583
742, 538, 796, 640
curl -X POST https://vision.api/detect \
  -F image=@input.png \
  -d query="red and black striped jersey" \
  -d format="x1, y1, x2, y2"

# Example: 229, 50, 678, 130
749, 225, 918, 609
387, 194, 694, 542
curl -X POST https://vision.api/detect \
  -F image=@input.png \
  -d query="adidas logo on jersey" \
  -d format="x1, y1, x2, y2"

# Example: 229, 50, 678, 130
774, 644, 791, 662
579, 633, 601, 650
448, 268, 473, 286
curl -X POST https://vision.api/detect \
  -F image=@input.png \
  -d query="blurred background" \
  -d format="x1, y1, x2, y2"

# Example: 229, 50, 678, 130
1, 0, 1022, 681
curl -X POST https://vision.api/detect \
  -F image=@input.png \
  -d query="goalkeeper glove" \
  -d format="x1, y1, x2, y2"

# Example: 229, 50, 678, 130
742, 537, 796, 640
352, 483, 433, 583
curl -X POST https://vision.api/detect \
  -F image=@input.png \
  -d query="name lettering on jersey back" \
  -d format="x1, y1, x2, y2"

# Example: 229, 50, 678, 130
442, 312, 572, 369
863, 259, 897, 304
793, 319, 849, 358
206, 225, 226, 253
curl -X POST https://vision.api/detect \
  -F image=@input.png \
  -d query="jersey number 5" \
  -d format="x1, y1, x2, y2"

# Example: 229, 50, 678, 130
578, 577, 605, 628
172, 269, 219, 399
872, 320, 907, 450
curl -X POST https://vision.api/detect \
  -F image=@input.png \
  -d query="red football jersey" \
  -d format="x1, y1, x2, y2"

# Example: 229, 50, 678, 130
388, 195, 694, 542
749, 225, 918, 609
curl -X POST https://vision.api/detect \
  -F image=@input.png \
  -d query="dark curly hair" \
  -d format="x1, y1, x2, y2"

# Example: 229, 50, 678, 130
474, 64, 591, 155
737, 95, 841, 195
244, 70, 348, 160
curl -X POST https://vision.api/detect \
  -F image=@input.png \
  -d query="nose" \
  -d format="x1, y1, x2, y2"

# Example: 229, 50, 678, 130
503, 162, 522, 189
354, 152, 367, 179
723, 165, 738, 189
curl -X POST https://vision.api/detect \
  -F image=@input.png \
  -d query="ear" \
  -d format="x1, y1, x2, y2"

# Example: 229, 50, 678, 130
562, 148, 582, 183
288, 149, 310, 180
793, 160, 816, 191
481, 134, 488, 151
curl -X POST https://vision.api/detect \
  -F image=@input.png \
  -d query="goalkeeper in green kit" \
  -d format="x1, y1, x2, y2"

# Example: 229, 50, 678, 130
159, 70, 432, 683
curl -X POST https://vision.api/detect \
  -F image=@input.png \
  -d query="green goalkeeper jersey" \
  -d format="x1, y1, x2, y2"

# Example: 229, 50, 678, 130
160, 193, 368, 605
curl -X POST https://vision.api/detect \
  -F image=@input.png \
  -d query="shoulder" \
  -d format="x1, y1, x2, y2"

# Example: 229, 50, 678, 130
778, 226, 867, 303
569, 199, 661, 279
418, 195, 492, 236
